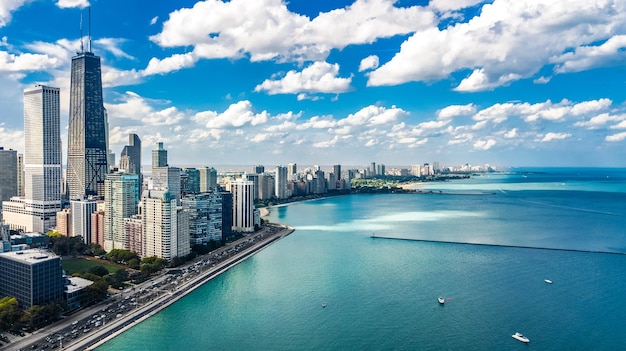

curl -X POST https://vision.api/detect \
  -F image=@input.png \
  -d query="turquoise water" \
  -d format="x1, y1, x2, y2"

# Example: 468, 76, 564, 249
98, 168, 626, 350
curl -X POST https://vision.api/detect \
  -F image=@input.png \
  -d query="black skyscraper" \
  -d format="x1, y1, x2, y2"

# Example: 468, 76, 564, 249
67, 49, 108, 199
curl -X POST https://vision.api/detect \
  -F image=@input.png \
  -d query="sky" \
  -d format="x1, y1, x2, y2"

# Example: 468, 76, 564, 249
1, 0, 626, 169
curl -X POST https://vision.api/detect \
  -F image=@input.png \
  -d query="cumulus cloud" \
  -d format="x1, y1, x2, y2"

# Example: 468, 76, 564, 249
553, 35, 626, 73
473, 139, 496, 150
606, 132, 626, 142
540, 132, 571, 142
94, 38, 134, 60
254, 61, 351, 98
149, 0, 434, 71
368, 0, 626, 91
429, 0, 486, 12
573, 113, 626, 130
437, 103, 476, 119
0, 0, 28, 27
359, 55, 379, 72
56, 0, 89, 9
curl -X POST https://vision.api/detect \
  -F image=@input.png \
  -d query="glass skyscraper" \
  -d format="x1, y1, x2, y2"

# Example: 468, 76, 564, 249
67, 51, 108, 199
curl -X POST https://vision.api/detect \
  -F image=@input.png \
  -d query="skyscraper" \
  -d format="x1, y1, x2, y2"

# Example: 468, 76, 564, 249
0, 147, 17, 204
142, 190, 189, 259
119, 133, 142, 177
103, 172, 139, 251
152, 142, 167, 169
2, 86, 62, 233
231, 179, 254, 233
70, 198, 97, 243
275, 166, 288, 199
199, 166, 218, 192
67, 48, 108, 199
287, 163, 297, 181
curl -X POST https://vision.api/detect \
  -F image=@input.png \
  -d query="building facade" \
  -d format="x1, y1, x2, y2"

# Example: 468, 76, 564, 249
0, 249, 64, 309
2, 86, 62, 233
0, 147, 17, 205
70, 198, 97, 243
231, 179, 254, 233
103, 172, 139, 251
275, 166, 288, 199
199, 166, 218, 192
67, 51, 108, 199
142, 190, 189, 259
119, 133, 142, 179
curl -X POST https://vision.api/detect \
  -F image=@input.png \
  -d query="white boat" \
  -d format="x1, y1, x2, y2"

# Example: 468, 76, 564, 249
438, 297, 445, 304
544, 279, 553, 284
512, 332, 529, 343
321, 303, 327, 308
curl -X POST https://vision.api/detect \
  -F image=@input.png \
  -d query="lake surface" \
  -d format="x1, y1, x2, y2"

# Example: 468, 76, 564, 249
98, 168, 626, 350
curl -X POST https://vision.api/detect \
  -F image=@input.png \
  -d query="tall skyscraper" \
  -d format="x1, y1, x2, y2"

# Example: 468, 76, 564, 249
275, 166, 288, 199
119, 133, 142, 177
152, 142, 167, 169
103, 172, 139, 251
199, 166, 218, 192
231, 179, 255, 233
333, 164, 341, 180
2, 86, 62, 233
253, 165, 265, 174
67, 47, 108, 199
0, 147, 17, 204
142, 190, 189, 259
287, 163, 297, 181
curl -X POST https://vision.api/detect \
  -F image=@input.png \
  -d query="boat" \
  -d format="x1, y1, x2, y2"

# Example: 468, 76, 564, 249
544, 279, 553, 284
321, 303, 327, 308
512, 332, 529, 343
438, 297, 445, 305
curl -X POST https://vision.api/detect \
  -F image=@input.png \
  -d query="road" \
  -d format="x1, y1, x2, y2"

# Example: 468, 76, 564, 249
5, 224, 293, 351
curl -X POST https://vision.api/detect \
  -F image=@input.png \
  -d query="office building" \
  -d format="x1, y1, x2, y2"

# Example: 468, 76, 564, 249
0, 249, 64, 309
103, 172, 139, 251
152, 142, 167, 169
70, 198, 97, 243
2, 86, 62, 233
119, 133, 141, 179
90, 210, 105, 247
245, 173, 259, 201
275, 166, 288, 199
124, 215, 143, 255
287, 163, 297, 181
152, 166, 181, 204
0, 147, 17, 204
199, 166, 218, 192
253, 165, 264, 174
231, 179, 254, 233
181, 168, 200, 195
17, 153, 24, 197
182, 192, 223, 245
219, 191, 233, 241
67, 48, 108, 199
258, 173, 274, 200
333, 164, 341, 180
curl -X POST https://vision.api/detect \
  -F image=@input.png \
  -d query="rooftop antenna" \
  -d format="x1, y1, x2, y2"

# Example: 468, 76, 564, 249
79, 12, 84, 53
88, 6, 91, 53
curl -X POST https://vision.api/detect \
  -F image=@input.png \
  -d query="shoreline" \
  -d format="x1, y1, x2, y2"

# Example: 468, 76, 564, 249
15, 223, 295, 351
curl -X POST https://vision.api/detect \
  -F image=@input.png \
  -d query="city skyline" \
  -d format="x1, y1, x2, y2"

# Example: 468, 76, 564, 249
1, 1, 626, 167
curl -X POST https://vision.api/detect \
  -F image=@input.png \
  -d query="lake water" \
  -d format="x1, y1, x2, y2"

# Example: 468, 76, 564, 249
98, 168, 626, 350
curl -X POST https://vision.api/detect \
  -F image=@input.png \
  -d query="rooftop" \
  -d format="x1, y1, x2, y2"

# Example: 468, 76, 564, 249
0, 249, 59, 264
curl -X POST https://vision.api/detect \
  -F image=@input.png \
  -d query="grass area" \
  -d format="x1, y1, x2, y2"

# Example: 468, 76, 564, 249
60, 257, 122, 275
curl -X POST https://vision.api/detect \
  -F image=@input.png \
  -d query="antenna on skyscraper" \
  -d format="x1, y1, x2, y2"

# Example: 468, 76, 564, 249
79, 12, 84, 53
88, 6, 92, 53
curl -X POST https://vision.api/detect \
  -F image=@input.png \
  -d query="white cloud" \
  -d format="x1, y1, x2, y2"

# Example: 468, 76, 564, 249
573, 113, 625, 130
504, 128, 517, 138
150, 16, 158, 25
143, 53, 197, 76
606, 132, 626, 142
429, 0, 486, 12
358, 55, 379, 72
368, 0, 626, 90
56, 0, 89, 9
192, 100, 269, 129
473, 139, 496, 150
540, 132, 571, 142
553, 35, 626, 73
0, 0, 28, 27
149, 0, 434, 73
94, 38, 134, 60
437, 103, 476, 119
254, 61, 351, 98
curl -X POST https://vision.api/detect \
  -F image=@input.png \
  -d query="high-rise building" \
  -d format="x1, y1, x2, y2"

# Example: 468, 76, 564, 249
90, 210, 105, 247
0, 249, 64, 309
245, 173, 259, 201
103, 172, 139, 251
231, 179, 254, 233
258, 173, 274, 200
182, 193, 223, 245
2, 86, 62, 233
370, 162, 376, 177
333, 164, 341, 180
70, 198, 97, 243
67, 49, 108, 199
17, 153, 24, 197
275, 166, 288, 199
411, 164, 422, 177
287, 163, 297, 181
152, 166, 181, 204
0, 147, 17, 205
181, 168, 200, 195
253, 165, 264, 174
219, 191, 233, 241
124, 215, 143, 256
152, 142, 167, 169
142, 190, 189, 259
119, 133, 141, 178
199, 166, 218, 192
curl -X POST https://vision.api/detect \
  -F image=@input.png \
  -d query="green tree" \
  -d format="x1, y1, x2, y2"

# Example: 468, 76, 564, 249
0, 297, 22, 330
88, 265, 109, 277
107, 269, 128, 288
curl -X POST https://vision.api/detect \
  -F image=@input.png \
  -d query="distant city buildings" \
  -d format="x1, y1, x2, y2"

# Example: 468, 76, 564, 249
70, 197, 97, 243
231, 179, 255, 233
274, 166, 288, 199
103, 172, 139, 251
0, 147, 17, 205
199, 166, 218, 192
119, 133, 142, 180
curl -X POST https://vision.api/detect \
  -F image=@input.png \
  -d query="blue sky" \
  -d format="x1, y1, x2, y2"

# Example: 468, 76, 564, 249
1, 0, 626, 168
